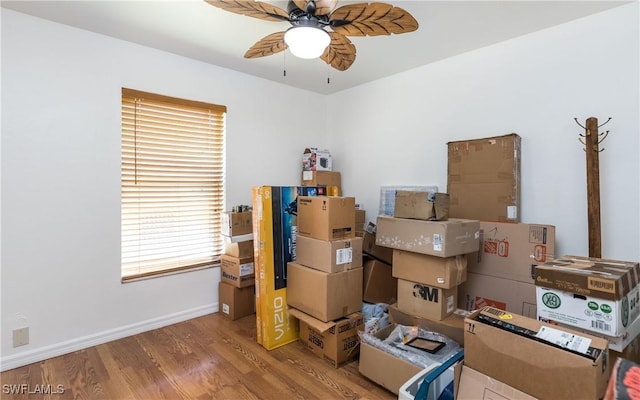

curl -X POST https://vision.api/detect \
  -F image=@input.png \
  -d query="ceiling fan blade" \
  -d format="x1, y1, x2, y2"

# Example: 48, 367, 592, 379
320, 32, 356, 71
329, 3, 419, 36
244, 31, 287, 58
292, 0, 338, 15
204, 0, 290, 22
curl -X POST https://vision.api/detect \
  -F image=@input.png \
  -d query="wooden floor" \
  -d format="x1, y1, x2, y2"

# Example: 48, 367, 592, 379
0, 312, 397, 400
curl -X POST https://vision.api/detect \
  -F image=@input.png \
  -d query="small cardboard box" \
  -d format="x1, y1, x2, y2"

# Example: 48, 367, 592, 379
301, 170, 341, 189
223, 238, 254, 258
286, 262, 363, 322
218, 281, 255, 320
220, 254, 255, 288
469, 222, 556, 284
392, 250, 467, 289
302, 147, 332, 171
393, 191, 450, 221
376, 216, 479, 258
289, 308, 363, 368
295, 235, 363, 273
358, 324, 424, 395
447, 133, 521, 222
458, 272, 537, 318
464, 306, 609, 400
388, 303, 466, 345
222, 211, 253, 237
297, 196, 355, 241
535, 255, 640, 336
456, 365, 537, 400
361, 230, 393, 264
363, 257, 397, 304
396, 279, 457, 321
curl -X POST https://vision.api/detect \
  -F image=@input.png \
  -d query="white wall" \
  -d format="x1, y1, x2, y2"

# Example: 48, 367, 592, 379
329, 2, 639, 261
2, 2, 638, 371
0, 9, 326, 370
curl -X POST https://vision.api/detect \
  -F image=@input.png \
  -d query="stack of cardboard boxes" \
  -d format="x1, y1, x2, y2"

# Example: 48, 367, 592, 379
219, 209, 256, 320
286, 195, 365, 367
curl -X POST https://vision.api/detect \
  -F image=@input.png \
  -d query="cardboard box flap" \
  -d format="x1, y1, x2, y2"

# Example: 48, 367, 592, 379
289, 307, 336, 332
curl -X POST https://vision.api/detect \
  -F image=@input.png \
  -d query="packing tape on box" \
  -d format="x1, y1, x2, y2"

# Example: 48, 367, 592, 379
455, 255, 465, 285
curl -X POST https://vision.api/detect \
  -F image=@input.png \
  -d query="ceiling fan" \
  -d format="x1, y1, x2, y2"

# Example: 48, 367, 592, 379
204, 0, 419, 71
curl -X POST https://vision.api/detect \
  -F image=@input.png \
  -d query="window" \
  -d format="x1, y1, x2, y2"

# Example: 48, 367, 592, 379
121, 88, 226, 281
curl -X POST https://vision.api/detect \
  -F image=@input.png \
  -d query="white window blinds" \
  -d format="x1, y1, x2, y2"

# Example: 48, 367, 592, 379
121, 88, 226, 281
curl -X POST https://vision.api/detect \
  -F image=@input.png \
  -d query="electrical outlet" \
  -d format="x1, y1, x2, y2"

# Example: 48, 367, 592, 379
13, 327, 29, 347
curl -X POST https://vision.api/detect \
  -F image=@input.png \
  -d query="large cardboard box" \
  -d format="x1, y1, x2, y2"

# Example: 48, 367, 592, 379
224, 238, 254, 258
289, 308, 363, 368
458, 272, 537, 318
220, 254, 255, 288
393, 191, 450, 221
464, 306, 609, 400
457, 365, 537, 400
297, 196, 355, 241
469, 222, 555, 284
447, 133, 521, 222
222, 211, 253, 237
218, 281, 255, 321
362, 257, 397, 304
295, 235, 363, 273
388, 303, 466, 345
252, 186, 300, 350
358, 324, 424, 395
535, 255, 640, 337
286, 262, 363, 322
376, 216, 479, 258
392, 250, 467, 289
361, 230, 393, 264
397, 279, 457, 321
301, 170, 341, 190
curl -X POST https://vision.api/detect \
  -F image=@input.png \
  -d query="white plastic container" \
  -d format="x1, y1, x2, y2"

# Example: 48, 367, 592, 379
398, 350, 463, 400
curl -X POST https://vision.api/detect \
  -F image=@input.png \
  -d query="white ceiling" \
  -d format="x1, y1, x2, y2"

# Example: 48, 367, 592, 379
1, 0, 631, 94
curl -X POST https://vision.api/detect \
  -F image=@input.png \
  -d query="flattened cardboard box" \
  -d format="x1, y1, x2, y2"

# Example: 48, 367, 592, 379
289, 308, 363, 368
464, 306, 609, 400
297, 196, 356, 241
447, 133, 521, 222
535, 255, 640, 336
396, 279, 457, 321
295, 235, 363, 273
393, 191, 450, 221
358, 324, 423, 395
286, 262, 363, 322
376, 216, 479, 258
392, 250, 467, 289
363, 257, 397, 304
220, 254, 255, 288
468, 222, 555, 284
218, 281, 255, 321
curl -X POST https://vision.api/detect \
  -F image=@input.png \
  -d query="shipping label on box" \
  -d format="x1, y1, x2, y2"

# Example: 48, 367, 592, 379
297, 196, 355, 241
458, 272, 537, 318
447, 133, 521, 222
392, 250, 467, 289
536, 285, 640, 337
464, 306, 609, 400
396, 279, 457, 321
252, 186, 300, 350
376, 216, 479, 258
469, 222, 555, 284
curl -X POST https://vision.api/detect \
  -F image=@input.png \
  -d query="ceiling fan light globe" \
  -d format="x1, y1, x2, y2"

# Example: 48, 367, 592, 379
284, 26, 330, 59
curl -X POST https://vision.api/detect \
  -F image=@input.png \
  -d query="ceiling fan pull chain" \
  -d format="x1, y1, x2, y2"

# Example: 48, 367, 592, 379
327, 63, 330, 84
283, 51, 287, 77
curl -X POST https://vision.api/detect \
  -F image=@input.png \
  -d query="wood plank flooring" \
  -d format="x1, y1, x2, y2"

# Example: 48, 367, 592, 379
1, 312, 397, 400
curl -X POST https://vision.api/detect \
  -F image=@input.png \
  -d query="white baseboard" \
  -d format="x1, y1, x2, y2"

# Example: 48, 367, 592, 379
0, 303, 219, 372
